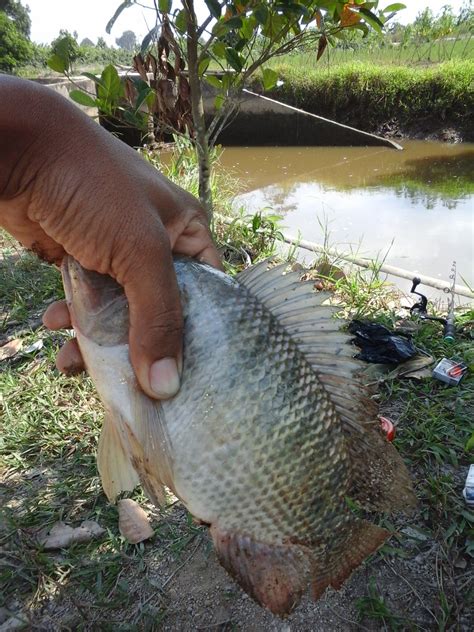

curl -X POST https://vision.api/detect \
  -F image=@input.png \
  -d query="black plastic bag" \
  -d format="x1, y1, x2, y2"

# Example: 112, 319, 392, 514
348, 319, 418, 364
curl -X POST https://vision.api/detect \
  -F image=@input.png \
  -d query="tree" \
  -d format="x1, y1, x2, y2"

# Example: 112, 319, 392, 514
48, 30, 81, 73
80, 37, 95, 47
0, 0, 31, 38
97, 36, 107, 48
50, 1, 404, 217
116, 29, 137, 50
0, 11, 32, 71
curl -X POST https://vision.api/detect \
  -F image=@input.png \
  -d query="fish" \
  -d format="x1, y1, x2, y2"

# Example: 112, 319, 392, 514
61, 255, 416, 616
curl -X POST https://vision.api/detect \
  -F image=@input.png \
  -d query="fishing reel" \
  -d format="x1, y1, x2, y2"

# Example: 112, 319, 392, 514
410, 277, 455, 341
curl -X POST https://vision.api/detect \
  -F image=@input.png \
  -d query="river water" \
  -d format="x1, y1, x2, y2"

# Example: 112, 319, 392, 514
220, 140, 473, 302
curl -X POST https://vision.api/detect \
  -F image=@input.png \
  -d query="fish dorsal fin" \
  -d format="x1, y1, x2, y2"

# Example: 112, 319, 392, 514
237, 260, 361, 433
237, 259, 416, 512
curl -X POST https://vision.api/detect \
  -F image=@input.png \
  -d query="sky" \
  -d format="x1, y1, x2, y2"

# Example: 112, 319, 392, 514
25, 0, 468, 46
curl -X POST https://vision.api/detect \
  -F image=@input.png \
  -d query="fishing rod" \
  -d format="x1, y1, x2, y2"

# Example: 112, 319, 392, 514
410, 261, 457, 342
444, 261, 457, 342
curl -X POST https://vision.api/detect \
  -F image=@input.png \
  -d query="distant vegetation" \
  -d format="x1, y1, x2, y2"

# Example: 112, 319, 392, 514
0, 0, 134, 75
283, 3, 474, 67
16, 30, 134, 77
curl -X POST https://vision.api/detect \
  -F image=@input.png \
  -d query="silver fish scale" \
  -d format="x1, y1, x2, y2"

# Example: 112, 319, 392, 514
162, 261, 351, 544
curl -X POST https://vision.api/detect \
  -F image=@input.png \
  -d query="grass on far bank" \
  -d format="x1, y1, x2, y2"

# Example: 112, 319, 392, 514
261, 59, 474, 136
284, 37, 474, 69
1, 142, 473, 628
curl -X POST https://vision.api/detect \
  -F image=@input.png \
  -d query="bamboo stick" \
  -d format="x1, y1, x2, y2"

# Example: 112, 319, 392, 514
282, 234, 473, 299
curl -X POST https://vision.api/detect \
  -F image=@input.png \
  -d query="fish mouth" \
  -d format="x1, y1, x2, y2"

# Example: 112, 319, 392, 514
61, 256, 129, 344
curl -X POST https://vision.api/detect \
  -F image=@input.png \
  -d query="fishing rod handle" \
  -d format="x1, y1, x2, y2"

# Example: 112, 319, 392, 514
444, 321, 456, 342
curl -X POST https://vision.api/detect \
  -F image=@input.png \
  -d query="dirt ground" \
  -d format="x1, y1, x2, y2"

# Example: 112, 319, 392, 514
2, 496, 471, 631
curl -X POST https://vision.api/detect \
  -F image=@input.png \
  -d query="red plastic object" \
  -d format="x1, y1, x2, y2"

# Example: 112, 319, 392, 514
379, 416, 396, 441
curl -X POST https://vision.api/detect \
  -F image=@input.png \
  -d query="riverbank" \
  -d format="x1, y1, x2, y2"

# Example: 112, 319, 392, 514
260, 60, 474, 143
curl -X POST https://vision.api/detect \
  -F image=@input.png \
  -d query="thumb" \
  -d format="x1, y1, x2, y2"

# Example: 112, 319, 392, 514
119, 232, 183, 400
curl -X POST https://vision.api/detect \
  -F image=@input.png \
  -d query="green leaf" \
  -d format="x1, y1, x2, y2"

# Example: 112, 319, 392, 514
158, 0, 172, 12
205, 74, 222, 89
98, 65, 123, 102
262, 68, 278, 91
460, 510, 474, 523
225, 47, 243, 71
204, 0, 221, 19
352, 22, 370, 37
175, 9, 187, 33
466, 431, 474, 451
135, 84, 154, 111
214, 94, 225, 110
212, 41, 226, 58
262, 14, 286, 39
106, 0, 133, 34
358, 7, 385, 32
69, 90, 98, 107
198, 57, 210, 77
225, 16, 243, 29
122, 109, 147, 130
254, 5, 268, 26
240, 15, 257, 40
47, 53, 68, 74
145, 91, 155, 110
234, 38, 247, 52
82, 72, 106, 89
383, 3, 406, 12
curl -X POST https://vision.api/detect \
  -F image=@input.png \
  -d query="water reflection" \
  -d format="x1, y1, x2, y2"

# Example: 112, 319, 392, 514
368, 151, 474, 209
219, 141, 473, 299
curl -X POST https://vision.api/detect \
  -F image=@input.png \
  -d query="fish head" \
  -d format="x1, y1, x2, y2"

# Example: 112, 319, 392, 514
61, 256, 129, 346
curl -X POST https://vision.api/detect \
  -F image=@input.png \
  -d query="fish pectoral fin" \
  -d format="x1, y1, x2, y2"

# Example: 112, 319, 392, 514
210, 525, 311, 617
97, 410, 140, 503
312, 518, 389, 600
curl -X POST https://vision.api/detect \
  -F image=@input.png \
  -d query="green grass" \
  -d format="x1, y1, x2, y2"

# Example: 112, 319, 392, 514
282, 37, 474, 69
260, 59, 474, 135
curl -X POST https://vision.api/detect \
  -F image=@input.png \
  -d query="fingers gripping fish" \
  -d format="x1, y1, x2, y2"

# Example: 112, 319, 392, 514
62, 256, 416, 616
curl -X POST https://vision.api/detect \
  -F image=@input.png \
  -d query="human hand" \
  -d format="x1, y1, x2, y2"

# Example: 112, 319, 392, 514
0, 76, 221, 399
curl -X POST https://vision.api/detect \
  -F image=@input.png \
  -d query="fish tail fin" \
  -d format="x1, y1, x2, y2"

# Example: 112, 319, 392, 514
211, 518, 388, 616
210, 525, 311, 616
97, 410, 139, 503
311, 517, 388, 599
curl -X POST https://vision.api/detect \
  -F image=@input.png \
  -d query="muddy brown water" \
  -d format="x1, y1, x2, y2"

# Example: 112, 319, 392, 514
220, 140, 473, 304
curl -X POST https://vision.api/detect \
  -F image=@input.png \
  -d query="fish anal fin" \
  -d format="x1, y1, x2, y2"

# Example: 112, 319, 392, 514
97, 410, 139, 503
312, 519, 389, 600
210, 525, 311, 617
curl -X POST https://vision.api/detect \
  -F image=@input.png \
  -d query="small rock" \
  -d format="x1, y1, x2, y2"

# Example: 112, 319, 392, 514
39, 520, 105, 550
118, 498, 154, 544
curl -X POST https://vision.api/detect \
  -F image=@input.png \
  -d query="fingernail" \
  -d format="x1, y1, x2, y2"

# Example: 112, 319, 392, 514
149, 357, 180, 399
